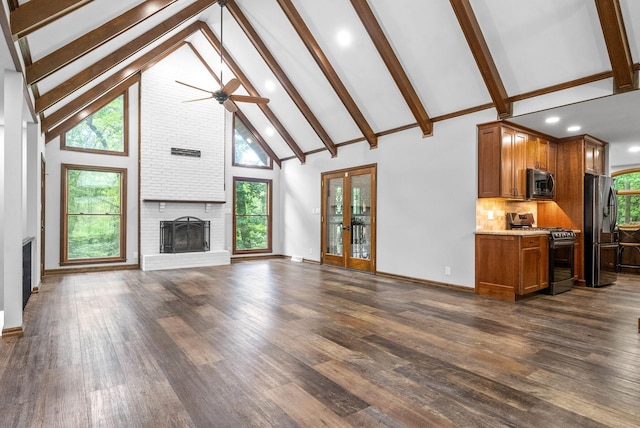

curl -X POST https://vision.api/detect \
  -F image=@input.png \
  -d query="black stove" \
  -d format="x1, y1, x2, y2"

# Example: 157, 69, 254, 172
524, 227, 576, 242
506, 213, 574, 239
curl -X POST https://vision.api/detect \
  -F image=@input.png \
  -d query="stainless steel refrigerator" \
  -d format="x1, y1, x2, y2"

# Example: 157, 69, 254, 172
584, 174, 618, 287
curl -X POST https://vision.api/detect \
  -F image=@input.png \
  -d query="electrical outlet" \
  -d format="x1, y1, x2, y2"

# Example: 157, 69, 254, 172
309, 247, 313, 254
445, 266, 451, 276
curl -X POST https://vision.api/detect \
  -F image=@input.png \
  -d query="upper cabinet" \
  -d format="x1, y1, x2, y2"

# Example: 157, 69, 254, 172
478, 123, 526, 199
478, 122, 548, 200
501, 128, 527, 199
526, 136, 557, 174
584, 137, 606, 175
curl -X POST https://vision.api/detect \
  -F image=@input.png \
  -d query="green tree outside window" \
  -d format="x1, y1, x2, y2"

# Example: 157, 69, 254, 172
64, 166, 125, 262
64, 95, 126, 153
234, 178, 271, 252
614, 170, 640, 226
233, 115, 271, 168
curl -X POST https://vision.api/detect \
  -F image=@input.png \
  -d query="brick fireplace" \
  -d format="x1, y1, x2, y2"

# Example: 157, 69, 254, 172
139, 47, 230, 271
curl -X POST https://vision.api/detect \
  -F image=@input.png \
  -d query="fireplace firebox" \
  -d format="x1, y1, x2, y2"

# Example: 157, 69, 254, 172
160, 216, 210, 253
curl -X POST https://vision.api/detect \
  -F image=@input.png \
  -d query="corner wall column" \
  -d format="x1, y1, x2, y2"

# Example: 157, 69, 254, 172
2, 70, 25, 336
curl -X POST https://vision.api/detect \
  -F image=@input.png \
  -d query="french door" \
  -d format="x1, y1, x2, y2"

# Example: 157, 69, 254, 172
321, 165, 376, 272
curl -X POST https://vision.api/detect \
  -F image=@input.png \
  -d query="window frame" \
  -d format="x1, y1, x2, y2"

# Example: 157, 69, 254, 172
60, 163, 127, 265
60, 91, 129, 156
232, 177, 273, 255
232, 113, 273, 170
612, 167, 640, 226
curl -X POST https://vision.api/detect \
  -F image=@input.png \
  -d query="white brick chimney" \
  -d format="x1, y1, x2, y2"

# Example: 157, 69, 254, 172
139, 46, 230, 270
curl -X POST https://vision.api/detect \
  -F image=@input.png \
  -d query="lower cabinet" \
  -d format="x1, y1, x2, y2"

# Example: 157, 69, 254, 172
475, 234, 549, 302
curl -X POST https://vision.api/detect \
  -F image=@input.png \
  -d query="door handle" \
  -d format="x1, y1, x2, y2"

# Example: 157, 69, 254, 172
342, 225, 351, 231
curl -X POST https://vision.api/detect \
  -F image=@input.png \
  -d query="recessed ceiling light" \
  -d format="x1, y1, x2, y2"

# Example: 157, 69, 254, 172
545, 116, 560, 124
629, 146, 640, 153
265, 127, 275, 137
264, 80, 276, 92
567, 125, 581, 132
336, 30, 352, 47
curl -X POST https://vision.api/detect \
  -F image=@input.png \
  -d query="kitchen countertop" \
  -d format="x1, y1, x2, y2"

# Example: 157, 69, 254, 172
475, 230, 550, 236
475, 229, 581, 236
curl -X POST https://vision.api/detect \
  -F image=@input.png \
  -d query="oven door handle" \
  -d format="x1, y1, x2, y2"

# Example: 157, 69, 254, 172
550, 240, 575, 249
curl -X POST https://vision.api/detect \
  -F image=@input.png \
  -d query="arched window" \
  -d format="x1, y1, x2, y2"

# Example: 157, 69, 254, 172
613, 168, 640, 226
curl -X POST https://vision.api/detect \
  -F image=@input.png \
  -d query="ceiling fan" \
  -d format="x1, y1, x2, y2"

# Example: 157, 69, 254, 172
175, 0, 269, 112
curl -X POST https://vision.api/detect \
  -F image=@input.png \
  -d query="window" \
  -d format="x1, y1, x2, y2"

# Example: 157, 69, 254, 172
61, 164, 126, 264
233, 114, 272, 168
233, 178, 272, 253
613, 168, 640, 226
62, 93, 128, 155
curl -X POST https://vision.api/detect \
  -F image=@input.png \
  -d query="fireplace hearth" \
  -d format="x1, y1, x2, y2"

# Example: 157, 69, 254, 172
160, 216, 210, 253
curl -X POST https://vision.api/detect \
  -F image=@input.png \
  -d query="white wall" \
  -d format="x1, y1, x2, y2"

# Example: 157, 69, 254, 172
282, 109, 496, 288
610, 143, 640, 173
44, 84, 139, 270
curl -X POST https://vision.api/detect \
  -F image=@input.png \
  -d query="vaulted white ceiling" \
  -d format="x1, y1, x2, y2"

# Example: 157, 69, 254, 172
2, 0, 639, 164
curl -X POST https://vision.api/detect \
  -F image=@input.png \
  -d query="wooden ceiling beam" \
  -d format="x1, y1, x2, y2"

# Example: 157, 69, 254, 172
42, 22, 200, 132
0, 1, 37, 122
199, 22, 306, 164
35, 0, 217, 114
234, 111, 282, 168
594, 0, 637, 93
350, 0, 433, 137
226, 0, 338, 157
26, 0, 181, 86
276, 0, 378, 148
10, 0, 95, 40
449, 0, 511, 119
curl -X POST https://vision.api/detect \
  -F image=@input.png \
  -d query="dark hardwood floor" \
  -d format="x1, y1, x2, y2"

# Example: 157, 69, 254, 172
1, 260, 639, 427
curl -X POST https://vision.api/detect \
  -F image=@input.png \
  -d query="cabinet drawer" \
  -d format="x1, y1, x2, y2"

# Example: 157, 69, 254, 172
522, 236, 545, 248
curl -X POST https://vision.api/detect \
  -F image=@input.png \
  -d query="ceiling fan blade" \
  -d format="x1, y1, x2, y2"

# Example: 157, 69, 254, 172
223, 98, 238, 112
176, 80, 212, 94
229, 94, 270, 104
222, 78, 241, 95
183, 95, 214, 103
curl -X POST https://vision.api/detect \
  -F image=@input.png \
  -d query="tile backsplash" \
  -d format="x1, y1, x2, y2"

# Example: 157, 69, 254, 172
476, 198, 538, 231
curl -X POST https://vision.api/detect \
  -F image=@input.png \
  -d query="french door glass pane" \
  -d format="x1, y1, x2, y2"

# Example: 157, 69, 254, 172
351, 173, 371, 259
326, 177, 343, 256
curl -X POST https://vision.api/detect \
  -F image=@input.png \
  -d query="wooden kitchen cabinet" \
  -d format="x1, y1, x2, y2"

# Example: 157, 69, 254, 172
475, 233, 549, 302
526, 136, 557, 174
477, 123, 526, 199
501, 128, 527, 199
584, 137, 605, 175
537, 137, 608, 285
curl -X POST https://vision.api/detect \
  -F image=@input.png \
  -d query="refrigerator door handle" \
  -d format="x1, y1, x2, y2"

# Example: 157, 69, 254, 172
608, 185, 618, 233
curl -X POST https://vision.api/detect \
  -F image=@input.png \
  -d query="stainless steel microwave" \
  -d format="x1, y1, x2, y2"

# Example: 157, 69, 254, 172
526, 168, 555, 200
